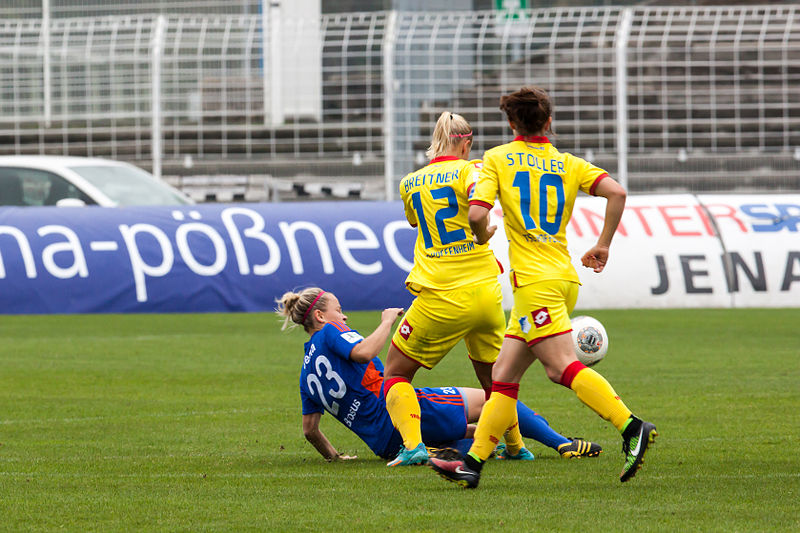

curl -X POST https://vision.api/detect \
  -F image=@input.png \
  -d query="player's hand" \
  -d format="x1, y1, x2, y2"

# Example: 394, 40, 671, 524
381, 308, 404, 325
473, 224, 497, 245
581, 245, 610, 273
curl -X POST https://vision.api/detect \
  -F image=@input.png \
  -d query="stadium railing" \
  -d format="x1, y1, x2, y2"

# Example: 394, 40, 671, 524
0, 5, 798, 199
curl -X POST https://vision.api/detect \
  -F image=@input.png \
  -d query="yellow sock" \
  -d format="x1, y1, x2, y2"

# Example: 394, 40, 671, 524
570, 367, 632, 431
470, 391, 518, 461
385, 380, 422, 449
503, 411, 524, 455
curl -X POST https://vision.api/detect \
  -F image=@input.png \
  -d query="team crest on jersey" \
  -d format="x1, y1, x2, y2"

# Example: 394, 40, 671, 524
531, 307, 552, 328
518, 315, 531, 334
399, 319, 413, 340
341, 331, 364, 343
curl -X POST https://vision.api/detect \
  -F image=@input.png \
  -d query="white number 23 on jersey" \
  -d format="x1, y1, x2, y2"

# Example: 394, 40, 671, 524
306, 355, 347, 415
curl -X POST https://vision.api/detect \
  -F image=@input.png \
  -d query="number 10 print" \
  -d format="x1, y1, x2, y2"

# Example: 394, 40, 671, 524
512, 171, 565, 235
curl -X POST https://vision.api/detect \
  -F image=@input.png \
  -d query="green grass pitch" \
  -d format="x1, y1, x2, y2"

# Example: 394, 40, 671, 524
1, 309, 798, 531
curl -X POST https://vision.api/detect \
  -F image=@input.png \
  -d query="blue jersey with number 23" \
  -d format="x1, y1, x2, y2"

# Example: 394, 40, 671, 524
299, 321, 469, 459
300, 321, 396, 457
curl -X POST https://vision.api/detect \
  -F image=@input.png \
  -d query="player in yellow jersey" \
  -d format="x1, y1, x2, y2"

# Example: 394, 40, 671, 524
384, 111, 543, 467
430, 87, 657, 487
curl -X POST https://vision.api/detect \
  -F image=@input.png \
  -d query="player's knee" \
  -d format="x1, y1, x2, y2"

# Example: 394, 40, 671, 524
544, 366, 563, 383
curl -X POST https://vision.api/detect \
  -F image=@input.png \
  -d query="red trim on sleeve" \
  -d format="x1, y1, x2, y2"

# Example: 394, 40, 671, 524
560, 360, 587, 388
589, 173, 609, 196
469, 199, 493, 209
429, 155, 460, 164
466, 182, 475, 197
514, 135, 550, 144
491, 381, 520, 400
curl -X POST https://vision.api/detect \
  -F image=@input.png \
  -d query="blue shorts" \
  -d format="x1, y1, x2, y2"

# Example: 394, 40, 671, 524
381, 386, 468, 459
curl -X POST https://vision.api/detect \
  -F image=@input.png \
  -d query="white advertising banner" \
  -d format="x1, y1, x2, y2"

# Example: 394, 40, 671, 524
488, 194, 800, 309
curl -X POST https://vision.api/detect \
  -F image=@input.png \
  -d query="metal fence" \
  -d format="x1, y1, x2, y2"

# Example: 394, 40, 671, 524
1, 5, 799, 200
0, 0, 262, 18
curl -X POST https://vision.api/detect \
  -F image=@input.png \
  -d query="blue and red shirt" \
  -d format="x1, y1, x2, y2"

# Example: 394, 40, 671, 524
299, 321, 395, 457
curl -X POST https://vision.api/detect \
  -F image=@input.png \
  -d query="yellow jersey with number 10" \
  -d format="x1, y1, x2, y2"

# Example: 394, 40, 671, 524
400, 156, 501, 291
470, 136, 609, 287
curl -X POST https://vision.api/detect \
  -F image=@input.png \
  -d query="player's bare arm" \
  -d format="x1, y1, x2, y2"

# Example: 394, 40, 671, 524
302, 412, 357, 462
349, 307, 404, 363
468, 204, 496, 245
581, 177, 626, 273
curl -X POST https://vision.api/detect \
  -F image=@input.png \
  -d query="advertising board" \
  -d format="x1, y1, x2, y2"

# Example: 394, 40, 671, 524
0, 195, 797, 313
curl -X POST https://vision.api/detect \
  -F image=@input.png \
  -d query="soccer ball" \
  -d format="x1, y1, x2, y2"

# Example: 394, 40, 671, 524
571, 316, 608, 367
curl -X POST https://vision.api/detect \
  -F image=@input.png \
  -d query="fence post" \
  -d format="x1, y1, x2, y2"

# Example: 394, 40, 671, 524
614, 7, 633, 190
382, 11, 398, 201
150, 15, 166, 180
261, 0, 284, 126
42, 0, 51, 128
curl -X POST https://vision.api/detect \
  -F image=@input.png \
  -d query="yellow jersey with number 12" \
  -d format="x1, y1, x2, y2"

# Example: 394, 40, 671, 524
400, 156, 501, 291
470, 136, 608, 287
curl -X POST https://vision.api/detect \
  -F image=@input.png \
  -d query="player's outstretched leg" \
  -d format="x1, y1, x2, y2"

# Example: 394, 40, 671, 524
619, 416, 658, 482
428, 455, 481, 489
557, 438, 603, 458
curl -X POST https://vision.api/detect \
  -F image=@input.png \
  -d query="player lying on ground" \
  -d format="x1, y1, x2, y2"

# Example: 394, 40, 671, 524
277, 287, 602, 462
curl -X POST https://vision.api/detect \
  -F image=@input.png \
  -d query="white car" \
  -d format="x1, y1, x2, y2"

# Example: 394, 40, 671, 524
0, 156, 193, 207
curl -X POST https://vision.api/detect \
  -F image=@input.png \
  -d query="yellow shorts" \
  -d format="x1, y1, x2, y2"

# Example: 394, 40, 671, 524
505, 279, 579, 346
391, 279, 505, 369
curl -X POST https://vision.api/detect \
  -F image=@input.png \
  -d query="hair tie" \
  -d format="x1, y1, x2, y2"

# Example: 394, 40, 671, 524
302, 290, 326, 323
449, 131, 473, 138
449, 113, 454, 120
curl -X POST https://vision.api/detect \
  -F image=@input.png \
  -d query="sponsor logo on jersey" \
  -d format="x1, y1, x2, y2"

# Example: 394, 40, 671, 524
399, 319, 413, 340
532, 307, 552, 328
341, 331, 364, 343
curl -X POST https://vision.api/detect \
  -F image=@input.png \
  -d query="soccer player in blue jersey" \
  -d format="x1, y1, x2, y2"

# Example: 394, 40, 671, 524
277, 287, 601, 462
